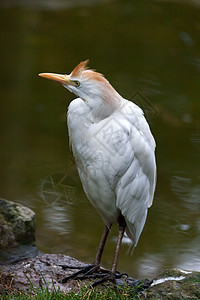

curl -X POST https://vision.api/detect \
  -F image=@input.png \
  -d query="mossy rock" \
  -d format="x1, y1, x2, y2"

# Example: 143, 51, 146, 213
0, 198, 36, 250
142, 268, 200, 299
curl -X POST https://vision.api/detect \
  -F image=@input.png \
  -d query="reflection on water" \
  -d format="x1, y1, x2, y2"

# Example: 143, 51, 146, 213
171, 174, 200, 211
43, 204, 72, 235
0, 0, 200, 279
136, 253, 164, 279
175, 238, 200, 271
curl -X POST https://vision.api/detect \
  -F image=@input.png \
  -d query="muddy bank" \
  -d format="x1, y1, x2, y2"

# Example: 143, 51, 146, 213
0, 253, 85, 294
0, 253, 200, 299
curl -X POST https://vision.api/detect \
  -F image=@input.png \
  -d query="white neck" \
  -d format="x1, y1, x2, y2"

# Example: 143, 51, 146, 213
84, 85, 123, 122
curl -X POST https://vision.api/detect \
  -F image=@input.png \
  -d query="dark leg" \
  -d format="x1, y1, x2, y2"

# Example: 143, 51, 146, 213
91, 215, 126, 287
64, 215, 152, 292
59, 224, 111, 283
111, 215, 126, 274
94, 225, 110, 266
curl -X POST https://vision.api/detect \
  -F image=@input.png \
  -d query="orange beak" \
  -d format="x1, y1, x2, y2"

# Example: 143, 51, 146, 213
38, 73, 71, 85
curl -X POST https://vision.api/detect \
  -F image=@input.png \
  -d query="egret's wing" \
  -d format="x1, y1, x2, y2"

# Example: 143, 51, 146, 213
99, 100, 156, 245
116, 165, 150, 246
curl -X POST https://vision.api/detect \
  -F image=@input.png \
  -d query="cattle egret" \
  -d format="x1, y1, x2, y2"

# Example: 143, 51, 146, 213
39, 60, 156, 285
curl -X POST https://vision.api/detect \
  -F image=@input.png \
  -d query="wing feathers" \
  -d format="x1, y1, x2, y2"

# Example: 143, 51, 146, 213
113, 101, 156, 245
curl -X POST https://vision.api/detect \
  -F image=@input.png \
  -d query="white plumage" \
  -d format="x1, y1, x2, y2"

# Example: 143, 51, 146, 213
67, 96, 156, 246
39, 60, 156, 279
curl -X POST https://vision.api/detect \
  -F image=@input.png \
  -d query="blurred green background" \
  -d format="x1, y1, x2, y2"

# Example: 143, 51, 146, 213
0, 0, 200, 279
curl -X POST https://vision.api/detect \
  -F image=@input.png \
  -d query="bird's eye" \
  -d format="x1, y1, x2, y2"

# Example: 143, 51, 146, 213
73, 80, 80, 87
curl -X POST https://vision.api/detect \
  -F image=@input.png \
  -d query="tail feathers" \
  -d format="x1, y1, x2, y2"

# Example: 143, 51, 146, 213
125, 209, 148, 247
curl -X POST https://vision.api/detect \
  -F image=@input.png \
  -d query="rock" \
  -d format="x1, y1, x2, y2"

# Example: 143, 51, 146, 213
0, 198, 37, 264
0, 253, 86, 294
0, 198, 36, 249
0, 253, 150, 295
141, 268, 200, 299
0, 253, 199, 298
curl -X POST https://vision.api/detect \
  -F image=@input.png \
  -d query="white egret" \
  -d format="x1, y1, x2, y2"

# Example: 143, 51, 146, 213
39, 60, 156, 285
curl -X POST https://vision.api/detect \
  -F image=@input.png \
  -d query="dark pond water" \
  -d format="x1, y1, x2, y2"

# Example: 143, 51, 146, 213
0, 0, 200, 279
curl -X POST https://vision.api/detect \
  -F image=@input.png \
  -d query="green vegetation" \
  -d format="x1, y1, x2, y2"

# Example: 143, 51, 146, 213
1, 281, 142, 300
0, 262, 148, 299
0, 279, 147, 300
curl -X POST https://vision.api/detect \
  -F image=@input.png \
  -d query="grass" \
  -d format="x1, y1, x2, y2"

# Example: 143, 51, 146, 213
1, 267, 148, 299
1, 280, 143, 300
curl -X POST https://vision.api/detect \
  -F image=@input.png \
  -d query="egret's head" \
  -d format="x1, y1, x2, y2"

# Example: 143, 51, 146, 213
39, 60, 121, 117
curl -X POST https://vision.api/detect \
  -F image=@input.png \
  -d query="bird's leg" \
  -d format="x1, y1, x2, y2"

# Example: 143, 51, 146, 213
72, 225, 111, 279
91, 215, 126, 287
59, 225, 111, 283
111, 215, 126, 275
94, 224, 110, 267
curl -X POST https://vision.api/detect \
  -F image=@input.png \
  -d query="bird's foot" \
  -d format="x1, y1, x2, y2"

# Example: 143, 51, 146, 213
59, 264, 94, 283
59, 263, 129, 287
59, 263, 121, 285
90, 270, 128, 287
91, 273, 152, 292
59, 264, 152, 292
